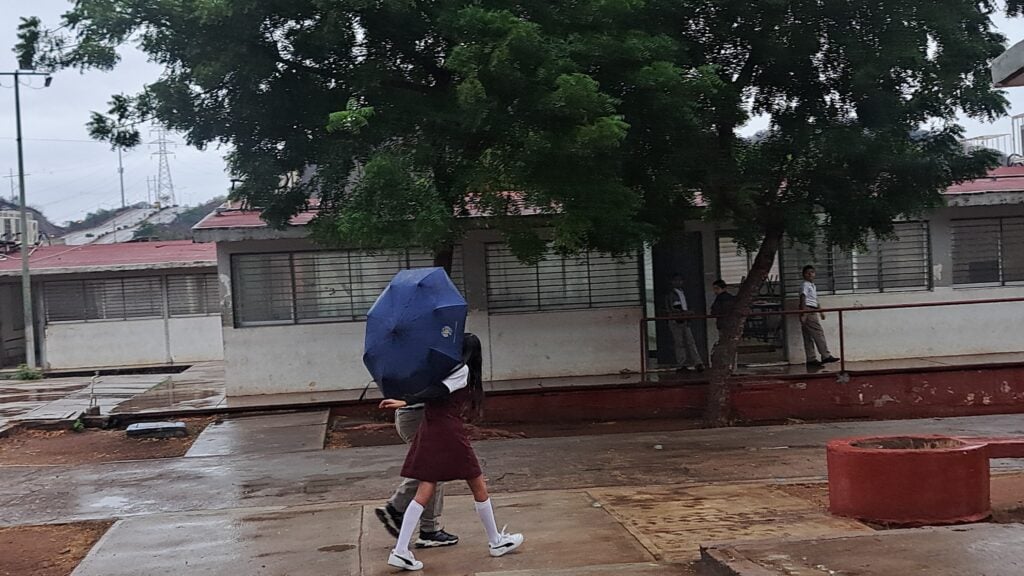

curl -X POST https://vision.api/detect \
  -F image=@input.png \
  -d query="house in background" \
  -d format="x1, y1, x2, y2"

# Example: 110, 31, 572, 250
0, 241, 223, 370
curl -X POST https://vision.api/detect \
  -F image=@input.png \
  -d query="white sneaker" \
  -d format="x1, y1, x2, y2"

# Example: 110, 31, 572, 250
488, 526, 524, 557
387, 549, 423, 571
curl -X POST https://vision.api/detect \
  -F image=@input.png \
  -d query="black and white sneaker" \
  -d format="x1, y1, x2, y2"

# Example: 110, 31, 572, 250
375, 504, 402, 538
415, 529, 459, 548
488, 527, 524, 557
387, 549, 423, 571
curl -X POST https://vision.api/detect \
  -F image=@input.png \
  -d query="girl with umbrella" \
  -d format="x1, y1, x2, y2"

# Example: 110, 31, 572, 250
379, 333, 525, 571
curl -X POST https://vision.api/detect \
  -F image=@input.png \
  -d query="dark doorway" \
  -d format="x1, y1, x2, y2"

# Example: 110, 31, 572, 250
0, 283, 26, 368
650, 232, 707, 368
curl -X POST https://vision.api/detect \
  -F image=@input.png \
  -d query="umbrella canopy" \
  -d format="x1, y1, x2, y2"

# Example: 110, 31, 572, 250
363, 267, 468, 398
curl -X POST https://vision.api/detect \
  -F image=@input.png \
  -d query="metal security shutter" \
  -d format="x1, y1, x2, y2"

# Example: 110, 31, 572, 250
952, 217, 1024, 286
44, 281, 87, 322
168, 274, 219, 316
120, 277, 163, 318
44, 277, 163, 321
232, 253, 294, 326
485, 244, 641, 313
232, 248, 466, 327
784, 222, 931, 295
1003, 218, 1024, 283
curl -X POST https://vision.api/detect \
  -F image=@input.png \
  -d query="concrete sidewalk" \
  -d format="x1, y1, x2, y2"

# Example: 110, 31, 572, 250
4, 414, 1024, 526
4, 413, 1024, 575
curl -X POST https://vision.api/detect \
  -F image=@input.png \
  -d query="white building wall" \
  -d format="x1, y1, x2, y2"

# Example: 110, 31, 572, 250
216, 235, 643, 396
44, 315, 224, 370
169, 316, 224, 363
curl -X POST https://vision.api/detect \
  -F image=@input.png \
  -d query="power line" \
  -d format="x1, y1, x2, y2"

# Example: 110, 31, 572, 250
0, 136, 109, 144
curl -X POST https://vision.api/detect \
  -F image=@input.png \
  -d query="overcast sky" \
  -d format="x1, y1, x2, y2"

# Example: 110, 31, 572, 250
3, 2, 1024, 225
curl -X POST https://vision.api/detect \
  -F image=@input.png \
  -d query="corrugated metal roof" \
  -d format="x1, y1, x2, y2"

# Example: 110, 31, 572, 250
944, 166, 1024, 195
0, 240, 216, 277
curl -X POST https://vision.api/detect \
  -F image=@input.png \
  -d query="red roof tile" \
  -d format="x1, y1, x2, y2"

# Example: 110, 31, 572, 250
193, 201, 317, 231
944, 166, 1024, 195
0, 241, 216, 276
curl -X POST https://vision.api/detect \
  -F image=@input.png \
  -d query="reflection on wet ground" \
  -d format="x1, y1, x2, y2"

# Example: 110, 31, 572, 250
0, 362, 225, 430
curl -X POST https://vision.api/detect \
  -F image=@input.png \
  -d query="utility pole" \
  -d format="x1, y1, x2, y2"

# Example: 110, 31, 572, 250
1, 69, 53, 369
117, 148, 126, 208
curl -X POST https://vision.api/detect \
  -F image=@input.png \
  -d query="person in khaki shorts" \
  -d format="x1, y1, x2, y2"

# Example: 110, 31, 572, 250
375, 404, 459, 548
799, 265, 840, 367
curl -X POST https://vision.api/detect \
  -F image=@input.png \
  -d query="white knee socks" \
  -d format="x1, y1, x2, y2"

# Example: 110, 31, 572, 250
395, 500, 424, 555
474, 498, 501, 546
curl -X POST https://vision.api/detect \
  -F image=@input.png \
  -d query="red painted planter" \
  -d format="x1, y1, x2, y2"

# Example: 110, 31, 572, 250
827, 435, 991, 526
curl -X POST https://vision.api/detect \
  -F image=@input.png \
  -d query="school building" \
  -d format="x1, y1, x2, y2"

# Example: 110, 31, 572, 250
193, 166, 1024, 397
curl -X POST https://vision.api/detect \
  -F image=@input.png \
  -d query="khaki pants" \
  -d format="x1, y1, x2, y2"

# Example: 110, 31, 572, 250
801, 313, 832, 361
387, 407, 444, 532
669, 320, 702, 368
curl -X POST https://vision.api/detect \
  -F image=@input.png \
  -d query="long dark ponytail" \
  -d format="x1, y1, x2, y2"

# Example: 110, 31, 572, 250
462, 333, 484, 421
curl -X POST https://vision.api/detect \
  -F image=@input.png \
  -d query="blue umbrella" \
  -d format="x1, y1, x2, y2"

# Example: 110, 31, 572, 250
363, 267, 468, 399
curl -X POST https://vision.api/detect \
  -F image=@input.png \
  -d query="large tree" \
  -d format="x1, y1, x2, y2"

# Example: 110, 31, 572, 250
19, 1, 1023, 425
636, 0, 1022, 424
17, 1, 710, 266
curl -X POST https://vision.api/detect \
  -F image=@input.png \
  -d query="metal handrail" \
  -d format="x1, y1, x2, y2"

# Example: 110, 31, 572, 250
641, 295, 1024, 375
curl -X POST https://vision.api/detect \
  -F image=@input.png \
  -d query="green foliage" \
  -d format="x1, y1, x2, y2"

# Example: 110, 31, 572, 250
16, 0, 1019, 266
72, 419, 85, 433
13, 364, 42, 381
63, 207, 132, 233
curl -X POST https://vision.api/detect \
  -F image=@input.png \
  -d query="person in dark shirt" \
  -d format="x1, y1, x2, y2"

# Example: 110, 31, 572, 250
710, 279, 738, 370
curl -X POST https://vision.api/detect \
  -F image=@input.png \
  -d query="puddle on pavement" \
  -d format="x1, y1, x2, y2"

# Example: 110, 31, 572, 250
111, 382, 223, 413
89, 496, 130, 509
318, 545, 355, 553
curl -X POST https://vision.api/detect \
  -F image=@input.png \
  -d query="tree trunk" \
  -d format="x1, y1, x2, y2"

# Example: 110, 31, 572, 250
703, 229, 784, 427
433, 244, 454, 274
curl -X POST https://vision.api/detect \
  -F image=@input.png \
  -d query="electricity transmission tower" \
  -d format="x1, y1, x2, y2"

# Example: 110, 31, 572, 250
150, 126, 177, 206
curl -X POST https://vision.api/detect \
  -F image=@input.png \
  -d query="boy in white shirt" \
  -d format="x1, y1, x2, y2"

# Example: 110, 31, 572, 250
799, 265, 840, 367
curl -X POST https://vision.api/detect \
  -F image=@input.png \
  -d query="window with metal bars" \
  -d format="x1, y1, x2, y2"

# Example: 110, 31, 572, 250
951, 217, 1024, 286
43, 276, 165, 322
484, 244, 641, 313
781, 221, 932, 296
230, 248, 465, 327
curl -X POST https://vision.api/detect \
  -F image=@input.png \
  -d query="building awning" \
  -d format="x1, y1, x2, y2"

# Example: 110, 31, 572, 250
992, 39, 1024, 87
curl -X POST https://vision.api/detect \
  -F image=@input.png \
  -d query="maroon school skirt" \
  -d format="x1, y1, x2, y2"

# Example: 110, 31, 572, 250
401, 388, 482, 482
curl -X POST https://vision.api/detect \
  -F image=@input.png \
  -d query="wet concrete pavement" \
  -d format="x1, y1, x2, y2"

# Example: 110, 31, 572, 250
3, 413, 1024, 527
0, 362, 226, 432
701, 523, 1024, 575
184, 410, 328, 457
4, 412, 1024, 575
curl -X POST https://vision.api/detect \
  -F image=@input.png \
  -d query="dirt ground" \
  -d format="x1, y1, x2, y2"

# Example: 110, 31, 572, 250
0, 521, 112, 576
0, 417, 214, 465
326, 416, 704, 448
